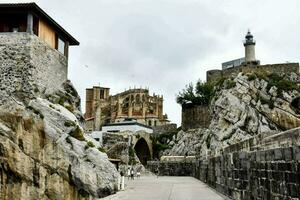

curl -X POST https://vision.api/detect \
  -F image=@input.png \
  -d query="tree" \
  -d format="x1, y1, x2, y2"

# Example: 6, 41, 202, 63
195, 80, 215, 105
176, 80, 215, 106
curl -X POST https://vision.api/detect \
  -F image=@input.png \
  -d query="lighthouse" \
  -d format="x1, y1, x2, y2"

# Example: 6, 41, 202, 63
244, 30, 256, 63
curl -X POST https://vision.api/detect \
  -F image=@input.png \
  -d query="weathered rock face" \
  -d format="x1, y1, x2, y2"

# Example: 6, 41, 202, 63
166, 72, 300, 156
0, 33, 119, 199
0, 92, 119, 199
163, 129, 211, 156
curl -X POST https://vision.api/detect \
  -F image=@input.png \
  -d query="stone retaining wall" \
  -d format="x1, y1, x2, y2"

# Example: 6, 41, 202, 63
181, 104, 211, 130
148, 128, 300, 199
195, 128, 300, 200
207, 63, 299, 83
147, 160, 195, 176
0, 33, 67, 104
153, 123, 177, 134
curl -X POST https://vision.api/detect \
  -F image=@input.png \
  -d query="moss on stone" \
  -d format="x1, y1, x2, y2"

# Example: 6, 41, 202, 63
64, 120, 76, 127
64, 104, 74, 113
98, 147, 106, 153
85, 141, 95, 150
69, 126, 85, 141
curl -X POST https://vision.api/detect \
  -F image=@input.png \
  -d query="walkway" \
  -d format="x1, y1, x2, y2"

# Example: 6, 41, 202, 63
103, 176, 228, 200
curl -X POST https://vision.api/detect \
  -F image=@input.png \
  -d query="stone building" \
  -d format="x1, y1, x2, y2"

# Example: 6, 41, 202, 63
84, 87, 169, 132
182, 31, 299, 130
0, 3, 79, 104
206, 31, 299, 83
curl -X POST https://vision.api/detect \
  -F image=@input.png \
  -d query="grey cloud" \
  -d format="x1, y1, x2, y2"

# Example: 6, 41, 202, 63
36, 0, 300, 124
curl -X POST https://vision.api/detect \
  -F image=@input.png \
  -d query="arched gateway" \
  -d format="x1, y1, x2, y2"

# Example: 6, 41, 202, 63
134, 138, 152, 165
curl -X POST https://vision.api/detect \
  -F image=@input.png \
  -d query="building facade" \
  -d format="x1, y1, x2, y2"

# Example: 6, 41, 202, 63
84, 87, 169, 132
102, 119, 153, 133
206, 31, 299, 83
0, 3, 79, 104
222, 58, 245, 70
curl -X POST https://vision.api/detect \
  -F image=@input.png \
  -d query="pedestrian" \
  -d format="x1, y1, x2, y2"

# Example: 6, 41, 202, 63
127, 167, 131, 180
120, 170, 125, 190
130, 168, 134, 180
136, 171, 141, 179
155, 166, 159, 178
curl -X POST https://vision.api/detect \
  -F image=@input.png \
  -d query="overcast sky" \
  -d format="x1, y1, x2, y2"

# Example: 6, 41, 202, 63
5, 0, 300, 125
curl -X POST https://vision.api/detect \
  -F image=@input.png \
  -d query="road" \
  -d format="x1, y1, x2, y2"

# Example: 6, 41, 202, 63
102, 176, 228, 200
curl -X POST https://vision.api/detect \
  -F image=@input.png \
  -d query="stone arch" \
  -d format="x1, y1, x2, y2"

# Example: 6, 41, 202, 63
134, 137, 151, 166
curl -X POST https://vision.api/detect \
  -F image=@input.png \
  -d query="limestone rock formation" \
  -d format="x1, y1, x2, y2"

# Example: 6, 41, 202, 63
165, 72, 300, 156
0, 81, 119, 200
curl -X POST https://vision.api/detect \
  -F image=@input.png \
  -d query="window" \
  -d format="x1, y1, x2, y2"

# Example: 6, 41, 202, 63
148, 121, 152, 126
57, 37, 65, 55
154, 121, 157, 126
100, 90, 104, 99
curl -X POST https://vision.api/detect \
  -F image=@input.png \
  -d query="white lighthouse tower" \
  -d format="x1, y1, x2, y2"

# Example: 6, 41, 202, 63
243, 30, 257, 64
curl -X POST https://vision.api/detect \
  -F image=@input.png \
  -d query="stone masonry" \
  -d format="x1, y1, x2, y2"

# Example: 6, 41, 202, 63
0, 32, 67, 104
149, 127, 300, 199
207, 63, 299, 83
195, 128, 300, 200
147, 160, 195, 177
181, 104, 211, 131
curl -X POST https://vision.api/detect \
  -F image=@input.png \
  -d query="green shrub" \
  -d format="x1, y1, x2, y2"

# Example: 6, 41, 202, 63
97, 147, 106, 153
69, 126, 85, 141
85, 141, 95, 150
64, 104, 74, 113
215, 77, 226, 87
266, 73, 299, 96
57, 96, 68, 106
64, 120, 76, 127
247, 74, 256, 81
225, 79, 236, 89
176, 81, 215, 106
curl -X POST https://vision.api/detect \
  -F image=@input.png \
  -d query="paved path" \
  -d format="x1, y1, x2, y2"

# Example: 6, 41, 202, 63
103, 176, 228, 200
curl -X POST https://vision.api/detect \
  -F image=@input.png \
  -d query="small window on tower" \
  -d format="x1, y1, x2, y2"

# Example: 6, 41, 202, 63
100, 90, 105, 99
57, 37, 65, 55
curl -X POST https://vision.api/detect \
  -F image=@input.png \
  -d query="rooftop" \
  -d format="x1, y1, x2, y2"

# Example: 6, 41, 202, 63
0, 2, 79, 45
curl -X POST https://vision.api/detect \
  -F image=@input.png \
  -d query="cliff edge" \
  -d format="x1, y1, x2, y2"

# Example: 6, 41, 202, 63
164, 72, 300, 156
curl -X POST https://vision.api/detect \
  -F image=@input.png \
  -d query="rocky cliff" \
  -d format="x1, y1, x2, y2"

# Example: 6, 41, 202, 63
0, 81, 119, 200
164, 72, 300, 156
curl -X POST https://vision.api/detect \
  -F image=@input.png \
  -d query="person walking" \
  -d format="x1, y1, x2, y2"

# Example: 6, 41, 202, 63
127, 167, 131, 180
155, 166, 159, 178
130, 168, 134, 180
136, 171, 141, 179
120, 170, 125, 190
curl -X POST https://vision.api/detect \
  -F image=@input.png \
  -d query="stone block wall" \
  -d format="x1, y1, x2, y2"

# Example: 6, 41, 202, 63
147, 160, 195, 176
153, 123, 177, 134
195, 128, 300, 200
207, 63, 299, 83
0, 33, 67, 104
181, 104, 211, 131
